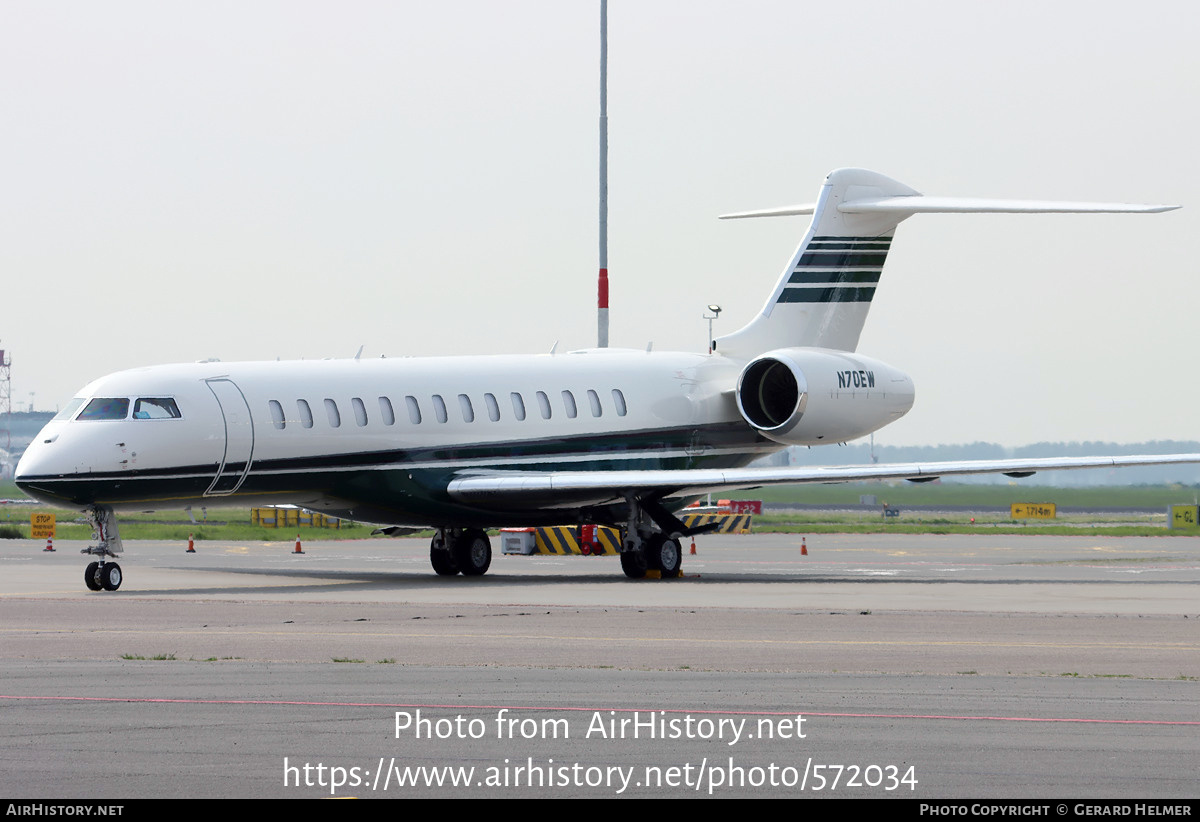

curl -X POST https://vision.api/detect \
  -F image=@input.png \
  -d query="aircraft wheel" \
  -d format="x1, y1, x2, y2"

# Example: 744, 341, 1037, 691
100, 563, 122, 592
646, 534, 682, 578
430, 538, 459, 576
620, 550, 646, 579
84, 562, 102, 591
453, 529, 492, 576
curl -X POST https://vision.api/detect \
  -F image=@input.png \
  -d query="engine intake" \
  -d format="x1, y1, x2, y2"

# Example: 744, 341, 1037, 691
735, 348, 915, 445
737, 356, 807, 432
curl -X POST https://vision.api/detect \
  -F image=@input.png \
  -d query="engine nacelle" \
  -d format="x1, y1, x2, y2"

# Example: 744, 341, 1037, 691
736, 348, 915, 445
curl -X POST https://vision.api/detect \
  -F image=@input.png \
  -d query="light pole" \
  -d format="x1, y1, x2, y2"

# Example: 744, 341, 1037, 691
703, 304, 722, 354
597, 0, 609, 348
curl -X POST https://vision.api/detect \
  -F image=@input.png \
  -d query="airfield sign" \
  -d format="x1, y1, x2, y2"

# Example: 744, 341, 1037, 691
1011, 503, 1056, 520
1168, 504, 1198, 529
31, 512, 55, 539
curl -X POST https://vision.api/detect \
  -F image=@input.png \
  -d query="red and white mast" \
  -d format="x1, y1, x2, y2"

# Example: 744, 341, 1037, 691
597, 0, 609, 348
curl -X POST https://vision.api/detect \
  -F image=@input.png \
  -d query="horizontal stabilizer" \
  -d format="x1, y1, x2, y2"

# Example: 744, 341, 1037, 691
841, 196, 1180, 215
720, 204, 817, 219
721, 197, 1179, 220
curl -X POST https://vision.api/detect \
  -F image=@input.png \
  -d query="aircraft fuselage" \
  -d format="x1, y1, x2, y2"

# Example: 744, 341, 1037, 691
15, 347, 914, 527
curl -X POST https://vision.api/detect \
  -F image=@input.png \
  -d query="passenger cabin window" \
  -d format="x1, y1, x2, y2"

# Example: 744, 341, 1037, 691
133, 397, 181, 419
405, 395, 422, 424
269, 400, 286, 430
458, 394, 474, 423
297, 399, 314, 428
587, 389, 602, 418
562, 390, 578, 419
379, 397, 396, 426
325, 398, 341, 428
432, 394, 448, 423
77, 398, 129, 421
536, 391, 552, 420
484, 393, 500, 422
510, 392, 526, 421
54, 398, 85, 421
352, 397, 368, 427
611, 389, 628, 417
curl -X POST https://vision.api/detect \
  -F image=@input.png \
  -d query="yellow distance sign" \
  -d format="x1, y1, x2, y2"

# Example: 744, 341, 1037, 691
1011, 503, 1056, 520
31, 512, 56, 539
1169, 505, 1199, 529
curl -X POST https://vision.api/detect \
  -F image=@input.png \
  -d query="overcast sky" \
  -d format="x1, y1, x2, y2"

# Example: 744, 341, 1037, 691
1, 0, 1196, 446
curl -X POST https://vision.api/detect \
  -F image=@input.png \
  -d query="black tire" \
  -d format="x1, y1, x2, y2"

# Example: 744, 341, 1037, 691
453, 529, 492, 576
84, 562, 102, 591
100, 563, 122, 592
647, 534, 682, 578
430, 537, 459, 576
644, 535, 663, 571
620, 550, 646, 579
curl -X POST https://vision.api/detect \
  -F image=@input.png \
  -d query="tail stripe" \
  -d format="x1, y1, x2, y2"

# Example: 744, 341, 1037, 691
808, 236, 892, 248
777, 286, 877, 303
778, 235, 892, 305
789, 271, 880, 284
796, 251, 887, 267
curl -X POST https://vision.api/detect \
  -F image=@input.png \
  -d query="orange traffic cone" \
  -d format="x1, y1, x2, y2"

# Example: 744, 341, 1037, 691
800, 537, 808, 556
186, 533, 196, 553
294, 534, 304, 554
43, 538, 54, 552
689, 537, 696, 555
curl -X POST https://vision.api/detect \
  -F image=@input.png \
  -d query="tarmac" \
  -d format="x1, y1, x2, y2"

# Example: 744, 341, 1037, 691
1, 532, 1197, 798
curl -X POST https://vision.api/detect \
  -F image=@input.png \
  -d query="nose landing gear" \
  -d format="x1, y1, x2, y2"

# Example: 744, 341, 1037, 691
81, 506, 123, 592
83, 561, 122, 591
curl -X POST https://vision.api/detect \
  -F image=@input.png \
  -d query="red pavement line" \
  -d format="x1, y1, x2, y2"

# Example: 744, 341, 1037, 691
1, 694, 1195, 725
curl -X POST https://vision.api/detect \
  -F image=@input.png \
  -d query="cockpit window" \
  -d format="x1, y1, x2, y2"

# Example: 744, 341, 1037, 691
133, 397, 181, 420
53, 398, 85, 421
77, 398, 130, 421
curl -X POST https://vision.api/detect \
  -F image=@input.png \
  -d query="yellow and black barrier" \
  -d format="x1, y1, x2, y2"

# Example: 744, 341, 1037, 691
534, 525, 622, 556
510, 515, 748, 557
251, 507, 341, 529
681, 513, 753, 534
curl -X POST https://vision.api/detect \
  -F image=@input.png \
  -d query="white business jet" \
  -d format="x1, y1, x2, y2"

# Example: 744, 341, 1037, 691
15, 168, 1197, 591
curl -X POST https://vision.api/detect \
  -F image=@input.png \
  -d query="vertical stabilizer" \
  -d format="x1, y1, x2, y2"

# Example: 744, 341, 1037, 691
713, 168, 1178, 361
714, 168, 918, 359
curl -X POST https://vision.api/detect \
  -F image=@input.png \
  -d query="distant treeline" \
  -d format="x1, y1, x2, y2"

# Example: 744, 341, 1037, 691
758, 441, 1200, 486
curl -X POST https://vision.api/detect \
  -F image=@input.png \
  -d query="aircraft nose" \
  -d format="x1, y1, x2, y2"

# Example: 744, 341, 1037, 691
13, 433, 73, 504
14, 444, 40, 482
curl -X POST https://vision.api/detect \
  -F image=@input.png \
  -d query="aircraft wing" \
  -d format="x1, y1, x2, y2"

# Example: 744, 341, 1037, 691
447, 453, 1200, 506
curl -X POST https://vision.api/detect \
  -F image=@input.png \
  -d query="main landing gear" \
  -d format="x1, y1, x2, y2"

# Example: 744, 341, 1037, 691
81, 505, 124, 592
429, 528, 492, 577
616, 492, 716, 580
619, 533, 682, 579
426, 497, 705, 581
